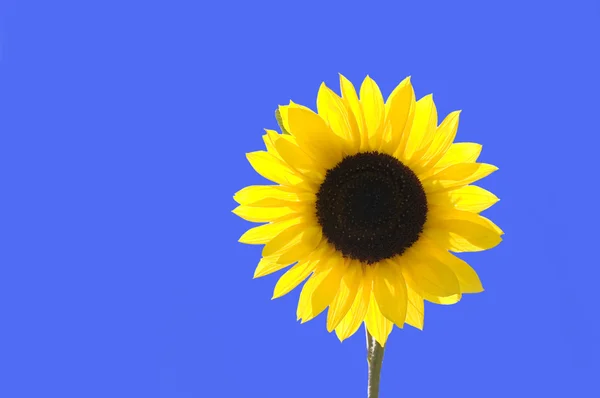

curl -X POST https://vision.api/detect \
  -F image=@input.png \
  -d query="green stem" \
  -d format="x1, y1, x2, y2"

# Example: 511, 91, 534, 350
366, 329, 385, 398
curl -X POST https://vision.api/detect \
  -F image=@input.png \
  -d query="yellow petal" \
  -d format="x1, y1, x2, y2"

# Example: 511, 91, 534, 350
246, 151, 311, 190
434, 143, 482, 169
372, 261, 408, 327
426, 209, 503, 252
253, 257, 293, 278
401, 252, 461, 298
326, 262, 362, 332
321, 81, 361, 153
428, 185, 499, 213
297, 256, 347, 322
277, 101, 312, 134
364, 294, 394, 347
286, 106, 344, 170
421, 110, 461, 167
405, 286, 424, 330
359, 76, 385, 149
317, 83, 354, 143
427, 242, 484, 293
339, 73, 366, 148
403, 94, 437, 162
427, 294, 462, 305
479, 214, 503, 235
238, 217, 304, 244
272, 259, 318, 299
272, 134, 326, 181
403, 244, 463, 305
422, 163, 498, 192
334, 273, 372, 342
234, 185, 315, 206
262, 223, 320, 258
232, 204, 298, 223
262, 129, 282, 159
261, 222, 306, 256
381, 77, 415, 155
274, 226, 323, 265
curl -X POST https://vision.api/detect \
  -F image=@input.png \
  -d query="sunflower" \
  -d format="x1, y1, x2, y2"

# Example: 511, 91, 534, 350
233, 75, 502, 346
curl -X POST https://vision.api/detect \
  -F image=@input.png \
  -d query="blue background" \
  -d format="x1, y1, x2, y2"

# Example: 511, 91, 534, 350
1, 1, 599, 397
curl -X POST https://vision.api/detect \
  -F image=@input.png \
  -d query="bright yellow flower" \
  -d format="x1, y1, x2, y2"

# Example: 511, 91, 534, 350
233, 75, 502, 346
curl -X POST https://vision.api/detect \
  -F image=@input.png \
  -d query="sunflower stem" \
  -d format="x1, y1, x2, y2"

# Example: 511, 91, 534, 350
366, 329, 385, 398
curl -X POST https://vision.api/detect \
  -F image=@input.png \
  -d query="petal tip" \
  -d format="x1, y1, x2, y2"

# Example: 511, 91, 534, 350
244, 151, 258, 162
252, 270, 264, 279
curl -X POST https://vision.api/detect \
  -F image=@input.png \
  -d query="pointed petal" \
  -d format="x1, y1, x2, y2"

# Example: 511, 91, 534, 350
429, 245, 484, 293
422, 163, 498, 192
262, 129, 282, 158
297, 256, 347, 322
421, 110, 461, 167
339, 73, 366, 148
234, 185, 315, 206
428, 185, 499, 213
381, 76, 415, 155
334, 272, 371, 342
425, 209, 503, 252
372, 261, 408, 327
400, 251, 461, 298
479, 214, 503, 234
238, 217, 304, 244
232, 204, 298, 223
326, 262, 362, 332
364, 294, 394, 347
274, 227, 323, 265
403, 95, 437, 162
317, 83, 354, 144
246, 151, 311, 190
434, 143, 482, 169
272, 134, 326, 181
405, 286, 424, 330
359, 76, 385, 149
272, 259, 318, 299
261, 222, 308, 257
427, 294, 462, 305
403, 243, 464, 305
277, 101, 312, 134
253, 257, 293, 278
262, 223, 321, 259
286, 106, 344, 170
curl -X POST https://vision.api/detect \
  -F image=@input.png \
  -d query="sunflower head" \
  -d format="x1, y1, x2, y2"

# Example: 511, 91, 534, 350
233, 75, 502, 346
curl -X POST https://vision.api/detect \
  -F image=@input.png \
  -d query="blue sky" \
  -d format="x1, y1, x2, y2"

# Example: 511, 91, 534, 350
1, 1, 599, 397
